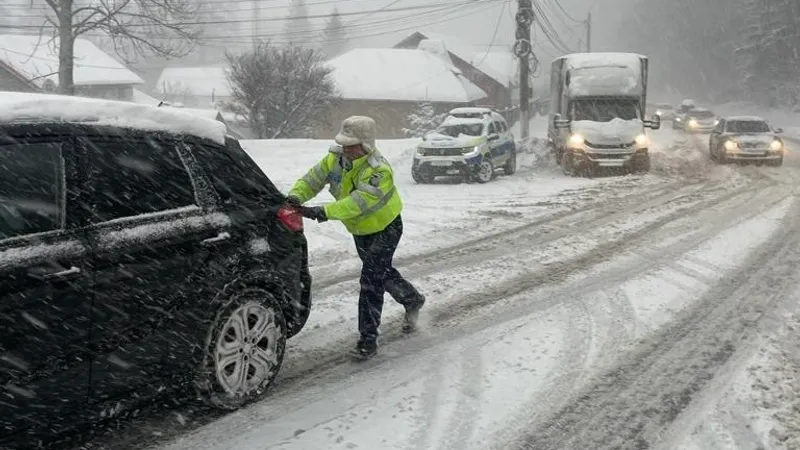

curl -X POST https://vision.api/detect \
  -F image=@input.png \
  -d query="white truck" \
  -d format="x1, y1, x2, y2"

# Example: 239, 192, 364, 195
547, 52, 661, 176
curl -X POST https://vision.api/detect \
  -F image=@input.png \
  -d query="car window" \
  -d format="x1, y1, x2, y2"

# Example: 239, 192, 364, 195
84, 137, 197, 222
488, 122, 497, 134
189, 140, 282, 207
0, 142, 64, 239
725, 120, 771, 133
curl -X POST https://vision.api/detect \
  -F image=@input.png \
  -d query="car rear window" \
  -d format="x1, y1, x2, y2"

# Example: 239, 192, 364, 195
189, 140, 281, 207
0, 141, 64, 239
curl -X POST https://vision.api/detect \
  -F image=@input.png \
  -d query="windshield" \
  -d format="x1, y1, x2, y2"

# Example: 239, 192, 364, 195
570, 98, 640, 122
435, 123, 484, 137
656, 104, 673, 110
689, 110, 715, 119
726, 120, 770, 133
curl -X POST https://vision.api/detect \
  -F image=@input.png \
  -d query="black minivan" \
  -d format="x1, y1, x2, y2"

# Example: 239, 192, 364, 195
0, 94, 312, 446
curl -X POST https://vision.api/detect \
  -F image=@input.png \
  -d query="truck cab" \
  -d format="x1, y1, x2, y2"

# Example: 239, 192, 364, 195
547, 53, 661, 176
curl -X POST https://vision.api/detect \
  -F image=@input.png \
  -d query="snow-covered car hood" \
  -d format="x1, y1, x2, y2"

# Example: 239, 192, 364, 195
729, 134, 777, 146
422, 132, 486, 148
571, 119, 644, 145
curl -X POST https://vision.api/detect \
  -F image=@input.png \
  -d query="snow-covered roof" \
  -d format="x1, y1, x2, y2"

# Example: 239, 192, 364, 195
0, 34, 143, 88
725, 115, 767, 122
397, 31, 518, 87
561, 52, 646, 70
0, 92, 227, 144
327, 48, 487, 103
156, 66, 231, 98
560, 53, 645, 97
448, 107, 493, 115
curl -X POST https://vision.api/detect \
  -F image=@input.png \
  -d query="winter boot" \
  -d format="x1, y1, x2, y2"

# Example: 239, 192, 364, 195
402, 296, 426, 333
351, 340, 378, 360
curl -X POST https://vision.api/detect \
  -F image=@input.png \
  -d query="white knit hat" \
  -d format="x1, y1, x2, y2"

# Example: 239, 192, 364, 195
334, 115, 377, 150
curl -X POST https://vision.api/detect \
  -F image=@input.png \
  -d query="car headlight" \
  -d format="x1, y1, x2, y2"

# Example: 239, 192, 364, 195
770, 139, 783, 151
416, 146, 426, 156
714, 119, 719, 126
634, 134, 648, 146
675, 117, 682, 122
569, 133, 584, 147
724, 140, 738, 151
656, 110, 662, 116
689, 119, 698, 127
461, 146, 476, 154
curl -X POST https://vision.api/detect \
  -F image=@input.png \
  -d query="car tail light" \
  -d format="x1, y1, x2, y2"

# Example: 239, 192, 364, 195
277, 206, 303, 232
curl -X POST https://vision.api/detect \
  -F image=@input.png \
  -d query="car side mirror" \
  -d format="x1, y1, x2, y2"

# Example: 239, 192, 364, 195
488, 134, 500, 142
774, 127, 784, 134
646, 114, 661, 130
553, 113, 570, 129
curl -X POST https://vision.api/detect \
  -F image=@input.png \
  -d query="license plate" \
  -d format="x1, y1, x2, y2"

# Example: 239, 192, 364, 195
431, 160, 452, 166
446, 169, 461, 175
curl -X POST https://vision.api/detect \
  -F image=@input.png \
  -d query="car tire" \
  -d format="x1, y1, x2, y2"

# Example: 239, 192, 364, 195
634, 154, 651, 173
503, 148, 517, 175
562, 151, 578, 177
474, 158, 494, 183
716, 145, 727, 164
412, 170, 434, 184
195, 288, 287, 411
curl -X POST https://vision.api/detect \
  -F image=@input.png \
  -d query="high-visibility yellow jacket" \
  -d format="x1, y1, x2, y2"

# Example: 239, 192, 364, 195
288, 145, 402, 236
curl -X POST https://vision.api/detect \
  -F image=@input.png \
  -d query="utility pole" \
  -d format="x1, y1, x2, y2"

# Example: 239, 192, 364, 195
586, 12, 592, 52
514, 0, 535, 140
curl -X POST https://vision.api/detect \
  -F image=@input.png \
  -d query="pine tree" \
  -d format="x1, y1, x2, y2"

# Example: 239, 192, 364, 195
403, 102, 445, 138
284, 0, 311, 47
321, 8, 347, 59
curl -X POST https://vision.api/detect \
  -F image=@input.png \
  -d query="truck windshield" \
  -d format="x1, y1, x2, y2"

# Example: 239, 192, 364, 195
436, 123, 484, 137
570, 99, 640, 122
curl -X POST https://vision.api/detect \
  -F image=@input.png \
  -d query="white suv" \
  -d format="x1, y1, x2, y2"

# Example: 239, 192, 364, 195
412, 107, 516, 183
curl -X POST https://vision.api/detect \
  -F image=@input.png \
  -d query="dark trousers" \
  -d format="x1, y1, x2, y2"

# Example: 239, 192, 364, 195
353, 215, 423, 343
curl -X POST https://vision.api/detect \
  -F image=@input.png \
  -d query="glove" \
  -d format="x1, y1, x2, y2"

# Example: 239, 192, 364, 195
285, 195, 302, 209
301, 206, 328, 223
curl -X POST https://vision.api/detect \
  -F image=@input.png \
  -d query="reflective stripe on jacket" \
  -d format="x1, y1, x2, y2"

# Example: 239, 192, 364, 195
288, 146, 402, 236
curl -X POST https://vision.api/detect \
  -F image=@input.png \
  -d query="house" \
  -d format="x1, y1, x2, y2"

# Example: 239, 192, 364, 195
321, 48, 487, 139
155, 66, 232, 109
393, 32, 518, 110
0, 34, 144, 100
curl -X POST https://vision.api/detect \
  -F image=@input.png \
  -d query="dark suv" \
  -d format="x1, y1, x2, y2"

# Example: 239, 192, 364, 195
0, 103, 311, 445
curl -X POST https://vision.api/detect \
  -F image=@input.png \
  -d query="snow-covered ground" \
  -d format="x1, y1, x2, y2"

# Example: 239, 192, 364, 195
76, 115, 800, 450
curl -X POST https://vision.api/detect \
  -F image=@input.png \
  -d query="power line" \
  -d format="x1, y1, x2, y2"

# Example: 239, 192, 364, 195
550, 0, 583, 23
472, 0, 509, 69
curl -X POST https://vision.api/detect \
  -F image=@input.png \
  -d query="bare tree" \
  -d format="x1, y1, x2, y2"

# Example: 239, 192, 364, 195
43, 0, 200, 95
226, 42, 340, 139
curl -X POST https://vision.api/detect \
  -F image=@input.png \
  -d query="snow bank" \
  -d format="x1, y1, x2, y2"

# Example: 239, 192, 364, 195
0, 92, 228, 144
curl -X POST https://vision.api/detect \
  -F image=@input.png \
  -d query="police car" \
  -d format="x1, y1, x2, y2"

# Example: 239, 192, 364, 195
412, 107, 516, 183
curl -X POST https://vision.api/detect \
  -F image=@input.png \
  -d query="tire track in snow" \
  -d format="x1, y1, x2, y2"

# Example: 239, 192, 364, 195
502, 197, 800, 450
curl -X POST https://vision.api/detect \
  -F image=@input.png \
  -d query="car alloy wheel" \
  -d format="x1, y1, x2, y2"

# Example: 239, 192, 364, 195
196, 289, 286, 410
475, 159, 494, 183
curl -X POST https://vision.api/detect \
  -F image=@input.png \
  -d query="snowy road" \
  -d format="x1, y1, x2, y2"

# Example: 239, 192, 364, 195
72, 125, 800, 450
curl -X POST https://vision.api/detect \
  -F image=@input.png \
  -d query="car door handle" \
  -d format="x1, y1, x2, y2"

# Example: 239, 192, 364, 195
28, 266, 82, 281
200, 231, 231, 247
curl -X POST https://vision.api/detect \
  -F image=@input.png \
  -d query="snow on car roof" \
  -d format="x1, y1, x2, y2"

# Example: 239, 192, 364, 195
449, 107, 493, 114
0, 92, 228, 144
725, 115, 767, 122
441, 116, 488, 126
560, 52, 646, 70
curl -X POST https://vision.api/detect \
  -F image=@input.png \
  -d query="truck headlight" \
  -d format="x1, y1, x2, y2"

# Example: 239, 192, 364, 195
634, 134, 648, 146
724, 140, 738, 151
569, 133, 584, 147
416, 147, 426, 156
770, 139, 783, 151
688, 119, 698, 128
461, 146, 477, 154
656, 110, 663, 116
